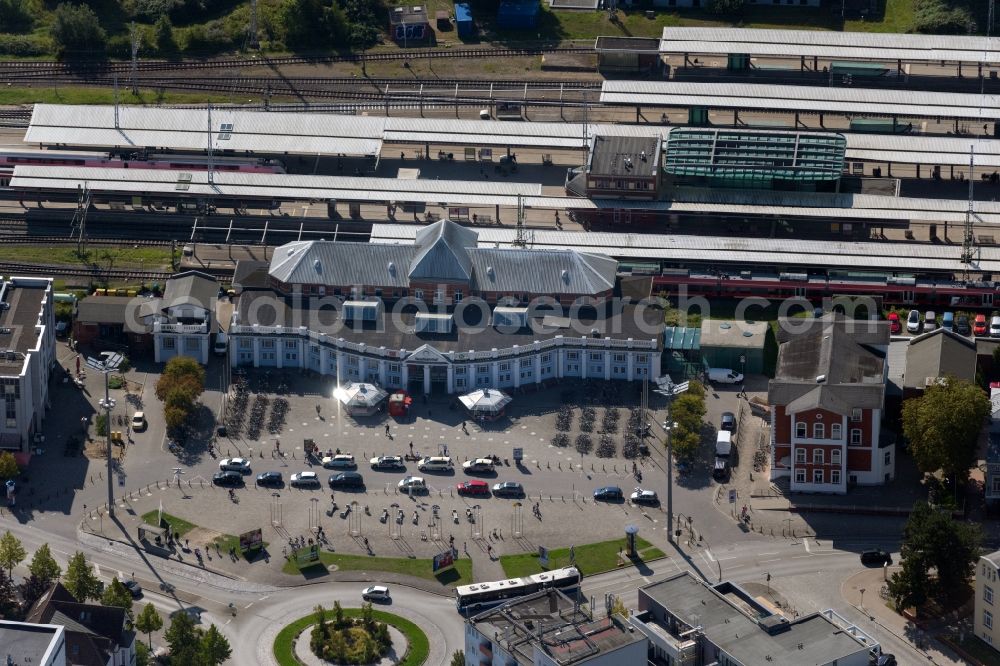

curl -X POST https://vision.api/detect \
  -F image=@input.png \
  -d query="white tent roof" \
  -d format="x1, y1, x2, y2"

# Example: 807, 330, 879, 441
458, 388, 512, 413
333, 383, 388, 409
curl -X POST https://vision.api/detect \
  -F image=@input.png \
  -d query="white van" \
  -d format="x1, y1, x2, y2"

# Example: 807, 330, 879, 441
417, 456, 454, 472
322, 454, 356, 469
715, 431, 732, 458
708, 368, 744, 384
213, 332, 228, 356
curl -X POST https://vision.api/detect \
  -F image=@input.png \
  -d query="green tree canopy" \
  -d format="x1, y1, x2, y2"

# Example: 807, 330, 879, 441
0, 0, 34, 34
888, 501, 981, 609
49, 3, 107, 57
154, 15, 176, 54
901, 376, 990, 479
0, 531, 26, 578
165, 609, 200, 664
27, 543, 61, 586
450, 651, 465, 666
0, 451, 18, 480
199, 624, 232, 665
63, 551, 102, 602
0, 570, 18, 620
156, 356, 206, 435
100, 578, 135, 622
135, 602, 163, 649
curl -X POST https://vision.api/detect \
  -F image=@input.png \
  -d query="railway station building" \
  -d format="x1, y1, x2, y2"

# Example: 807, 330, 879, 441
143, 271, 219, 365
227, 219, 662, 394
0, 277, 56, 460
768, 316, 894, 494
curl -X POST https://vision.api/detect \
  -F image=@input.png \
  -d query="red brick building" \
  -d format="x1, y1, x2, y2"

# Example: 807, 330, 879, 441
768, 316, 893, 494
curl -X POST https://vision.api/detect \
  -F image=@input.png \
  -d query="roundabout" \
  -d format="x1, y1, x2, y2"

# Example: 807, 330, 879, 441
274, 606, 430, 666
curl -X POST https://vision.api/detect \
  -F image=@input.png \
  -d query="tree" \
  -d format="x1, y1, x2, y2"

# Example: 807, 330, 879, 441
164, 610, 199, 665
0, 531, 26, 578
63, 551, 102, 602
901, 376, 990, 480
154, 15, 176, 53
135, 641, 151, 666
707, 0, 744, 16
888, 501, 981, 609
100, 578, 135, 622
135, 603, 163, 649
0, 570, 18, 620
198, 624, 232, 665
49, 3, 107, 57
156, 356, 206, 435
0, 0, 34, 33
0, 451, 18, 480
28, 544, 61, 585
18, 574, 49, 613
310, 604, 329, 654
450, 651, 465, 666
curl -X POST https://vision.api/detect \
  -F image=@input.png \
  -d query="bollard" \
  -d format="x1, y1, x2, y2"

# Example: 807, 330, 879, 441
547, 461, 550, 469
602, 464, 606, 473
558, 461, 561, 470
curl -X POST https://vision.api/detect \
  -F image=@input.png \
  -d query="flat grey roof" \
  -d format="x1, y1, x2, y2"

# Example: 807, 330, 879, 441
601, 81, 1000, 121
0, 283, 45, 369
595, 36, 660, 53
641, 574, 868, 666
659, 27, 1000, 66
370, 224, 1000, 274
0, 621, 61, 665
589, 135, 660, 177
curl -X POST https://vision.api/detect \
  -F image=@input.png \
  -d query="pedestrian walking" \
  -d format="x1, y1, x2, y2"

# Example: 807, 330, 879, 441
463, 541, 467, 553
409, 441, 414, 454
385, 424, 390, 436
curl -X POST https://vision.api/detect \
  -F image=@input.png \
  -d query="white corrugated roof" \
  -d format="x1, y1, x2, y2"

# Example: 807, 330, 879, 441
370, 224, 1000, 272
659, 28, 1000, 65
601, 81, 1000, 120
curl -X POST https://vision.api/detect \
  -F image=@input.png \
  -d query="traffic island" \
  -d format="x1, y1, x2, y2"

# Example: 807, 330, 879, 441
282, 550, 473, 587
499, 536, 665, 577
140, 511, 267, 562
274, 606, 429, 666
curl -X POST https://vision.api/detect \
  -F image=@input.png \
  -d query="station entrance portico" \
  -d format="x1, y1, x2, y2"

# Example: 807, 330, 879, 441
405, 362, 450, 394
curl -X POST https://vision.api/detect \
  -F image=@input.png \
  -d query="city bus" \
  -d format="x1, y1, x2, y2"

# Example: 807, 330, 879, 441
455, 566, 581, 615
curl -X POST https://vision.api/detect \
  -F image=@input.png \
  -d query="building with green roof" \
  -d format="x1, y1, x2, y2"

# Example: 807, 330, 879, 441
664, 128, 847, 191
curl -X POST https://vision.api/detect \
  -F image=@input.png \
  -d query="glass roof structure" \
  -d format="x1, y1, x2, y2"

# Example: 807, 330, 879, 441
664, 129, 847, 183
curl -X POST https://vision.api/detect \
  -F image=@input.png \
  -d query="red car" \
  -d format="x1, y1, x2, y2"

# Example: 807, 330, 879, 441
457, 480, 490, 496
887, 312, 901, 334
975, 313, 988, 336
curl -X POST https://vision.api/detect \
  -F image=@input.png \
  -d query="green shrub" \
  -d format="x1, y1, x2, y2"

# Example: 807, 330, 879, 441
0, 0, 36, 32
49, 3, 107, 58
0, 33, 52, 56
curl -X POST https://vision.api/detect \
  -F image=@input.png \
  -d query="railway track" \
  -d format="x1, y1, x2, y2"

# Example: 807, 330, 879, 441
0, 47, 592, 77
0, 261, 171, 281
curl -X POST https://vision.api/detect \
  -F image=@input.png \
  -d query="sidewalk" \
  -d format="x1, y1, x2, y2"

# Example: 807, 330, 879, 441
841, 567, 966, 665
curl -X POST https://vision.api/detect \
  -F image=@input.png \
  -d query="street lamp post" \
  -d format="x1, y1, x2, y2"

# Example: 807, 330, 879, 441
88, 353, 123, 517
655, 378, 690, 543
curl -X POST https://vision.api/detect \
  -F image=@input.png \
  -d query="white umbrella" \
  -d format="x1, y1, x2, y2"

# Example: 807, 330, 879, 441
333, 383, 388, 412
458, 388, 512, 415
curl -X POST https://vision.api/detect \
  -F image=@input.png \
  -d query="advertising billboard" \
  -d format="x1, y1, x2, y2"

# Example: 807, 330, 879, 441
239, 528, 263, 554
295, 544, 320, 567
432, 549, 455, 572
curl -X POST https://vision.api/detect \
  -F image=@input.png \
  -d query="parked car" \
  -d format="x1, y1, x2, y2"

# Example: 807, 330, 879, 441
906, 309, 921, 334
212, 471, 244, 487
321, 454, 356, 469
131, 412, 147, 432
123, 580, 143, 599
328, 472, 365, 489
712, 458, 730, 481
219, 458, 251, 474
255, 471, 283, 487
876, 654, 897, 666
630, 488, 659, 505
417, 456, 454, 472
924, 311, 937, 332
492, 481, 524, 497
942, 311, 954, 331
955, 314, 971, 335
457, 480, 490, 496
886, 312, 901, 334
362, 585, 390, 602
991, 315, 1000, 338
370, 455, 405, 470
975, 313, 988, 336
719, 412, 736, 433
860, 549, 892, 566
398, 476, 426, 492
593, 486, 623, 501
290, 471, 320, 488
463, 458, 496, 473
707, 368, 743, 384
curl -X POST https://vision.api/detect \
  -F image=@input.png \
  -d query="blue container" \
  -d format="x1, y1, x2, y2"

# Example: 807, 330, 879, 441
454, 3, 474, 38
496, 0, 539, 30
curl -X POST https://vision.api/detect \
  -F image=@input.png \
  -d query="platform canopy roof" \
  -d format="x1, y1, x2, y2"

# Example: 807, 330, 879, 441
600, 81, 1000, 121
659, 27, 1000, 66
664, 128, 846, 183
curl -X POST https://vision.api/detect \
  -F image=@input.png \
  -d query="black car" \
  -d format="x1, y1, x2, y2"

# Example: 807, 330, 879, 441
876, 654, 897, 666
955, 314, 971, 335
593, 486, 623, 502
720, 412, 736, 432
123, 579, 143, 599
329, 472, 365, 489
213, 471, 244, 487
860, 549, 892, 566
256, 471, 283, 487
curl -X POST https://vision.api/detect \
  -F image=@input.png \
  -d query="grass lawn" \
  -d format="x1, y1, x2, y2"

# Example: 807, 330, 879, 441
500, 536, 665, 578
141, 510, 198, 536
283, 551, 473, 586
0, 85, 288, 107
0, 245, 173, 270
273, 607, 429, 666
845, 0, 915, 33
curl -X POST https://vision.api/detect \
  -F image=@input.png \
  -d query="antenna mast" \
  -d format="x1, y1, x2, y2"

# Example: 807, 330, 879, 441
961, 145, 980, 281
207, 103, 214, 185
129, 22, 141, 95
248, 0, 260, 49
512, 195, 527, 248
71, 184, 91, 255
